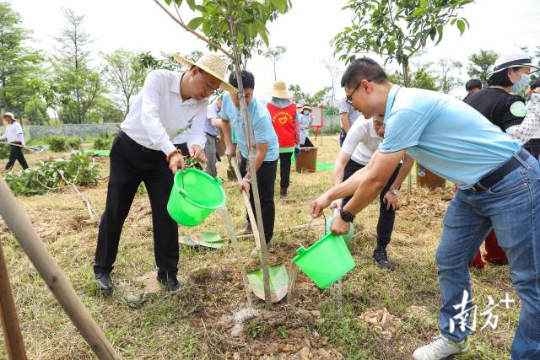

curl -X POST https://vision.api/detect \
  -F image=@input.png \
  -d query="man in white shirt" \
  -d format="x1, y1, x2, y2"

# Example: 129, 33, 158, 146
94, 54, 237, 294
332, 115, 414, 270
1, 112, 28, 171
338, 95, 362, 146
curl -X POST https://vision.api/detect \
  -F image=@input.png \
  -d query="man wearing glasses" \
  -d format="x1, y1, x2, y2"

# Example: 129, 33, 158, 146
311, 57, 540, 360
93, 53, 237, 294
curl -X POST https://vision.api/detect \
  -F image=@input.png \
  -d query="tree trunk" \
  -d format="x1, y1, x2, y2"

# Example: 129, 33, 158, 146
229, 19, 272, 308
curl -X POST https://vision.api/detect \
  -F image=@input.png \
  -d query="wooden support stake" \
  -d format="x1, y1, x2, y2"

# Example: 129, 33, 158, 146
0, 178, 119, 360
0, 238, 27, 360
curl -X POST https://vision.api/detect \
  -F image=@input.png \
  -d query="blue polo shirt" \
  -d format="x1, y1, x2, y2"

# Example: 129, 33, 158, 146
221, 93, 279, 162
380, 85, 521, 189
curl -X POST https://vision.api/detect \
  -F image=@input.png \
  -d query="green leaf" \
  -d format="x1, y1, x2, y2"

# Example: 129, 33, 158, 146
420, 0, 428, 7
187, 17, 204, 30
457, 19, 466, 35
258, 26, 269, 46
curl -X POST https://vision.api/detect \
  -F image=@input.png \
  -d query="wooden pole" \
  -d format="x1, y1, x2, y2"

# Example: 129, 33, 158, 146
0, 178, 120, 360
228, 19, 272, 307
0, 238, 27, 360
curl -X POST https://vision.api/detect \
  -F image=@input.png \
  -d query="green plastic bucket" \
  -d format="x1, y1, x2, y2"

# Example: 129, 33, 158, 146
167, 168, 226, 227
326, 209, 354, 242
292, 233, 355, 289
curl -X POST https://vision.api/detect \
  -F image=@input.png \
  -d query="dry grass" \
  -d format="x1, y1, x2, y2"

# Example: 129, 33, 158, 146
0, 136, 517, 359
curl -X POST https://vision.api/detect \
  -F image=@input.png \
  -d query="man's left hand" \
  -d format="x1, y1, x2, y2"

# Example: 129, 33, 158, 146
383, 191, 399, 211
239, 179, 250, 193
189, 145, 206, 162
330, 214, 351, 235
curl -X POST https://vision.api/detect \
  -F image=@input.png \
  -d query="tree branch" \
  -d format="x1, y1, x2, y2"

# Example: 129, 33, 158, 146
153, 0, 234, 60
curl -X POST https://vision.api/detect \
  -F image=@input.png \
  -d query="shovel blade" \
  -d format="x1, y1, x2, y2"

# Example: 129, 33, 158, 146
248, 264, 288, 303
180, 232, 224, 249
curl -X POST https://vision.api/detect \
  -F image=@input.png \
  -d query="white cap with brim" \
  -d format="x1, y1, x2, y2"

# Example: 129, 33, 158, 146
172, 53, 238, 94
488, 52, 540, 79
3, 112, 15, 120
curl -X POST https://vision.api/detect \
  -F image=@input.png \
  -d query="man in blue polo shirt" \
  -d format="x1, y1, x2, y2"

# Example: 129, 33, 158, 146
310, 57, 540, 360
221, 70, 279, 250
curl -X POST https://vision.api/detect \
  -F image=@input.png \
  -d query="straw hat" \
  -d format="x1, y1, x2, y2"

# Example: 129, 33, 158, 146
488, 52, 540, 79
301, 105, 312, 112
3, 112, 15, 120
172, 53, 238, 94
267, 80, 291, 99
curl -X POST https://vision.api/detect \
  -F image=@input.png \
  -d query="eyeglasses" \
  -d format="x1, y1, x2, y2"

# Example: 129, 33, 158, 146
346, 79, 371, 106
200, 71, 220, 95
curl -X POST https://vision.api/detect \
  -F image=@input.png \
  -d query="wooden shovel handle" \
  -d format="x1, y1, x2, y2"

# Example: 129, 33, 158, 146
230, 157, 262, 251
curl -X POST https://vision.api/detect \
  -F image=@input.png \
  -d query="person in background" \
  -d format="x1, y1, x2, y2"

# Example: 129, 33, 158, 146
298, 105, 314, 147
524, 80, 540, 159
464, 52, 540, 267
221, 70, 279, 254
1, 112, 29, 171
462, 78, 482, 102
93, 53, 236, 294
332, 114, 414, 270
267, 80, 300, 198
204, 96, 223, 177
338, 94, 362, 146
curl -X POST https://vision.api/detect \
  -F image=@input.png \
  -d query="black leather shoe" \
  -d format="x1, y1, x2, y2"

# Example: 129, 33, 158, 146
95, 273, 113, 294
373, 249, 395, 271
157, 275, 182, 293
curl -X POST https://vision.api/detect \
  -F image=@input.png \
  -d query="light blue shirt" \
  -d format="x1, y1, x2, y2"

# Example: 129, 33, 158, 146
204, 103, 220, 136
221, 93, 279, 162
380, 85, 521, 189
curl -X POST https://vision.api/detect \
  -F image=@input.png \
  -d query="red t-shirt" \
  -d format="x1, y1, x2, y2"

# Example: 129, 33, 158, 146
268, 103, 296, 148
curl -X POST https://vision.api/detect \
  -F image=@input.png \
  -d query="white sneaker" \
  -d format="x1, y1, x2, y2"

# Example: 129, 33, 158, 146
413, 335, 472, 360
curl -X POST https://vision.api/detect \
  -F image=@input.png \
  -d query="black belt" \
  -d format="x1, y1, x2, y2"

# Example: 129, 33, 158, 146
120, 131, 161, 153
469, 148, 530, 192
205, 132, 218, 138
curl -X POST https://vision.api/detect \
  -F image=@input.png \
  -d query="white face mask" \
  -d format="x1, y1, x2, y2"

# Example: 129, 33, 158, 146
511, 72, 531, 92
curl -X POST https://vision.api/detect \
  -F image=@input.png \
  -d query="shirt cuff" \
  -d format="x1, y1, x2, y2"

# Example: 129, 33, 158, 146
161, 141, 176, 157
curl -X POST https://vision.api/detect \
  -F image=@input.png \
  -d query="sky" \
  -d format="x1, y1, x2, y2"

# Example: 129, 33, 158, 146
9, 0, 540, 101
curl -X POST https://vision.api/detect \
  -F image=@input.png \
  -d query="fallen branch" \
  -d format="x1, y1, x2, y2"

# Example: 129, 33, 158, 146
60, 173, 99, 221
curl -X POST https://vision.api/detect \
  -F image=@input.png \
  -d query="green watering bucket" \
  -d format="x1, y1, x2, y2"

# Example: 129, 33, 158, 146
292, 232, 355, 289
167, 168, 226, 227
326, 208, 354, 242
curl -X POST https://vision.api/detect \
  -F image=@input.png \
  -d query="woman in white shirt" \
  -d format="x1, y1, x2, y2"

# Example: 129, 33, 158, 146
1, 112, 28, 171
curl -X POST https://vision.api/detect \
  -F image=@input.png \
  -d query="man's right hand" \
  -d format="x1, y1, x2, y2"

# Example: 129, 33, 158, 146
225, 146, 235, 161
169, 153, 185, 174
310, 194, 332, 218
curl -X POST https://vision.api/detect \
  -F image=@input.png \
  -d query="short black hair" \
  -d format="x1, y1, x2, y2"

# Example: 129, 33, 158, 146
229, 70, 255, 89
340, 57, 389, 88
530, 80, 540, 90
487, 68, 521, 87
465, 79, 482, 91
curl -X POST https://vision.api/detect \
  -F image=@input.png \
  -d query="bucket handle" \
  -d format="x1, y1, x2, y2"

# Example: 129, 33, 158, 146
175, 169, 187, 195
214, 176, 223, 185
302, 211, 327, 244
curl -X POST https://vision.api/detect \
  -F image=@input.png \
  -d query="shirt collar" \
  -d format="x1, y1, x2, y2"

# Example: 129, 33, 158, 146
172, 72, 196, 106
384, 85, 401, 124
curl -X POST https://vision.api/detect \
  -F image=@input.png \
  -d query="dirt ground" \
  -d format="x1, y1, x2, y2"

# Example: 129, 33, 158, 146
0, 136, 518, 359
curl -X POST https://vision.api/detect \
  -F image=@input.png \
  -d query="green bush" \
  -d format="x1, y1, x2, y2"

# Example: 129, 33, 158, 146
46, 136, 68, 152
4, 152, 100, 196
0, 144, 10, 159
93, 135, 113, 150
68, 137, 82, 150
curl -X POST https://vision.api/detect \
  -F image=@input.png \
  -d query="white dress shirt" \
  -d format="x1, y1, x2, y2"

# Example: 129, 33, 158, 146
341, 118, 382, 165
0, 121, 25, 144
121, 69, 207, 155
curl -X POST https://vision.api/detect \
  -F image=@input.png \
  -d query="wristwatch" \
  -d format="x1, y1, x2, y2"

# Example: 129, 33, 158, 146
340, 209, 355, 223
389, 189, 399, 196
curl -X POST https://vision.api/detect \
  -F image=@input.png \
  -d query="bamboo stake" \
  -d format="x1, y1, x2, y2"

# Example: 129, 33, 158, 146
228, 19, 272, 308
0, 178, 119, 360
230, 158, 261, 249
0, 238, 27, 360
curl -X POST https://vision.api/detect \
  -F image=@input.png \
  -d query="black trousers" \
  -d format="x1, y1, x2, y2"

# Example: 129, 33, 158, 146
240, 156, 277, 244
524, 138, 540, 160
342, 160, 401, 250
94, 132, 179, 279
339, 130, 347, 147
5, 144, 29, 170
300, 137, 314, 148
279, 152, 292, 190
